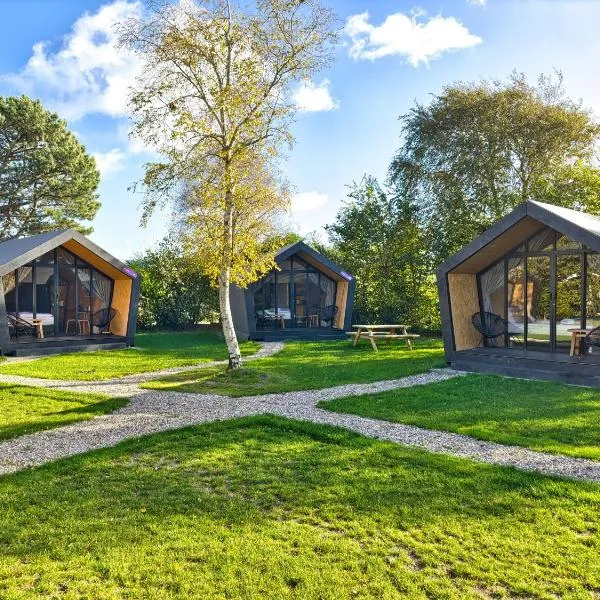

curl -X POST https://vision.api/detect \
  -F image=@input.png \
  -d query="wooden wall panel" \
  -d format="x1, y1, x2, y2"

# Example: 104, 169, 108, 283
334, 281, 348, 328
111, 279, 132, 336
448, 273, 480, 350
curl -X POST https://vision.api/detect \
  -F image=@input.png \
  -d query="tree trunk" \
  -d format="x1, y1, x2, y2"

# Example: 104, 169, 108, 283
219, 270, 242, 369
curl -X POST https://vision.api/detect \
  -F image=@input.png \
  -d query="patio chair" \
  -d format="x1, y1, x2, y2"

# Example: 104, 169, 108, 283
471, 311, 519, 347
322, 305, 338, 328
92, 307, 117, 334
583, 326, 600, 355
7, 314, 35, 339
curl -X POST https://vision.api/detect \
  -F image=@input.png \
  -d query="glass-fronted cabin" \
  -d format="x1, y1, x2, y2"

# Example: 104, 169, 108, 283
229, 241, 355, 340
0, 230, 140, 356
437, 201, 600, 385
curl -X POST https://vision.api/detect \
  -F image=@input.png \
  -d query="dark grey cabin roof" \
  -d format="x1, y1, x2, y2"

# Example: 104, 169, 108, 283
0, 229, 134, 278
438, 200, 600, 276
274, 240, 353, 281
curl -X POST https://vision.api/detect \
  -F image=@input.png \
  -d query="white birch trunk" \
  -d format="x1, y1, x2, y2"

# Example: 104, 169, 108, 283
219, 271, 242, 369
220, 183, 242, 369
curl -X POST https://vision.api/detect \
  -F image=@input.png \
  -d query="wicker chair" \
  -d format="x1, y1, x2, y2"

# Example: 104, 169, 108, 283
92, 307, 117, 334
322, 305, 339, 328
7, 314, 35, 339
583, 326, 600, 355
471, 311, 515, 347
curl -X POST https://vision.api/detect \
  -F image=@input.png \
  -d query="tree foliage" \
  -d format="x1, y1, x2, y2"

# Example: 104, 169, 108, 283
119, 0, 337, 368
326, 177, 440, 331
129, 236, 218, 331
0, 95, 100, 239
389, 72, 600, 263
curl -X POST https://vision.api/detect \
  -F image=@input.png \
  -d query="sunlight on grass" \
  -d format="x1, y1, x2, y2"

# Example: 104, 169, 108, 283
0, 416, 598, 598
143, 338, 446, 396
0, 384, 126, 441
321, 374, 600, 461
0, 331, 260, 381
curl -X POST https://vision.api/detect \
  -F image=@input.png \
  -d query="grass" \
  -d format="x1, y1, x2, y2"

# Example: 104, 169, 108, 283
321, 373, 600, 461
143, 337, 446, 396
0, 384, 126, 441
1, 416, 599, 599
0, 330, 261, 381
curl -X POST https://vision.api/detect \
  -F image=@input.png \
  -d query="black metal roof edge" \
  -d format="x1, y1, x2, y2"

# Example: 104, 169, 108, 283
276, 240, 353, 281
436, 203, 528, 276
526, 202, 600, 253
0, 229, 136, 278
437, 200, 600, 276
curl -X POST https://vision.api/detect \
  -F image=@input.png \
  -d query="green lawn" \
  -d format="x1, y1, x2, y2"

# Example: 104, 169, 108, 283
1, 416, 599, 599
0, 330, 260, 381
321, 373, 600, 461
143, 338, 446, 396
0, 384, 126, 441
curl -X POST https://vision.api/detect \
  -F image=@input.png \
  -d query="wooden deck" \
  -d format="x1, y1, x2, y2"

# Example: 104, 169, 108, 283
8, 335, 129, 357
451, 346, 600, 387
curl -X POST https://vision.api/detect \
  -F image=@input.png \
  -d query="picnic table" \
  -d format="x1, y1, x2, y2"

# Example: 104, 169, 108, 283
347, 324, 420, 352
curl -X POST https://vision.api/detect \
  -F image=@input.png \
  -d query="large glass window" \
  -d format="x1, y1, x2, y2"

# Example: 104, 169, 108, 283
34, 266, 55, 336
526, 256, 551, 350
507, 258, 525, 346
555, 255, 582, 350
477, 226, 598, 353
2, 246, 114, 339
253, 254, 338, 330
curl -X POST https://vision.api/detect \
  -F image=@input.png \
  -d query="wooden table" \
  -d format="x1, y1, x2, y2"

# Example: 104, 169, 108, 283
348, 324, 420, 352
568, 328, 591, 357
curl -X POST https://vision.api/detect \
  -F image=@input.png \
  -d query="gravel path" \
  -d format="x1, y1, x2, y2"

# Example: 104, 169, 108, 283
0, 341, 284, 394
2, 365, 600, 484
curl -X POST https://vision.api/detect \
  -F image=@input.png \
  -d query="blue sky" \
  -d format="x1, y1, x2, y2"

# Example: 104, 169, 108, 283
1, 0, 599, 260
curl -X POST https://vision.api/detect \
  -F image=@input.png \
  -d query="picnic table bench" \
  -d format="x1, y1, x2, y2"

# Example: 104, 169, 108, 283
346, 324, 420, 352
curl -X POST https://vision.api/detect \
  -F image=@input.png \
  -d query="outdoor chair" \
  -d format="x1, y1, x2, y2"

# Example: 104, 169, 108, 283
92, 307, 117, 334
7, 314, 35, 339
583, 326, 600, 355
322, 305, 339, 328
471, 311, 520, 347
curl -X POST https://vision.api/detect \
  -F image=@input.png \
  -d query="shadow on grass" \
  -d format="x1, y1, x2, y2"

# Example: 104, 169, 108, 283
143, 338, 447, 396
320, 374, 600, 460
0, 385, 127, 441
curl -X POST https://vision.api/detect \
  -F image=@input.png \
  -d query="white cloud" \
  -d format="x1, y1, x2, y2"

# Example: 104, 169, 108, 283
291, 191, 329, 212
293, 79, 339, 112
93, 148, 126, 176
2, 0, 142, 120
467, 0, 487, 6
344, 10, 482, 66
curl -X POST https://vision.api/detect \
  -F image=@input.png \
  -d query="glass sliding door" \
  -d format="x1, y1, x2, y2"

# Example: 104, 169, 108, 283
76, 268, 92, 336
17, 267, 34, 320
58, 267, 76, 335
555, 254, 582, 351
507, 258, 525, 346
276, 272, 291, 327
587, 255, 600, 330
526, 256, 551, 350
35, 265, 55, 336
293, 271, 307, 327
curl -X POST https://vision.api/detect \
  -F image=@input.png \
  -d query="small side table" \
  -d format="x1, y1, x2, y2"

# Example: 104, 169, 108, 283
568, 328, 589, 357
32, 319, 44, 339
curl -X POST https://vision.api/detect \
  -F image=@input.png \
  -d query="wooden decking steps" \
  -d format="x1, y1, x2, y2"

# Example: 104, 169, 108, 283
452, 349, 600, 387
9, 336, 129, 357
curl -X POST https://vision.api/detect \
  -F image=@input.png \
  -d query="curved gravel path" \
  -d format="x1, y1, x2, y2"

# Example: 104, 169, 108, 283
2, 365, 600, 484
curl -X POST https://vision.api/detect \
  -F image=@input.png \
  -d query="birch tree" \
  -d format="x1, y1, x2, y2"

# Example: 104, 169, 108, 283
119, 0, 337, 368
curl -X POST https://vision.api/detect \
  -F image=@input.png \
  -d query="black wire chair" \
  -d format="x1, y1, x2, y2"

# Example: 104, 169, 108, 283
92, 307, 117, 334
471, 311, 518, 347
322, 305, 339, 328
7, 314, 35, 339
583, 326, 600, 355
